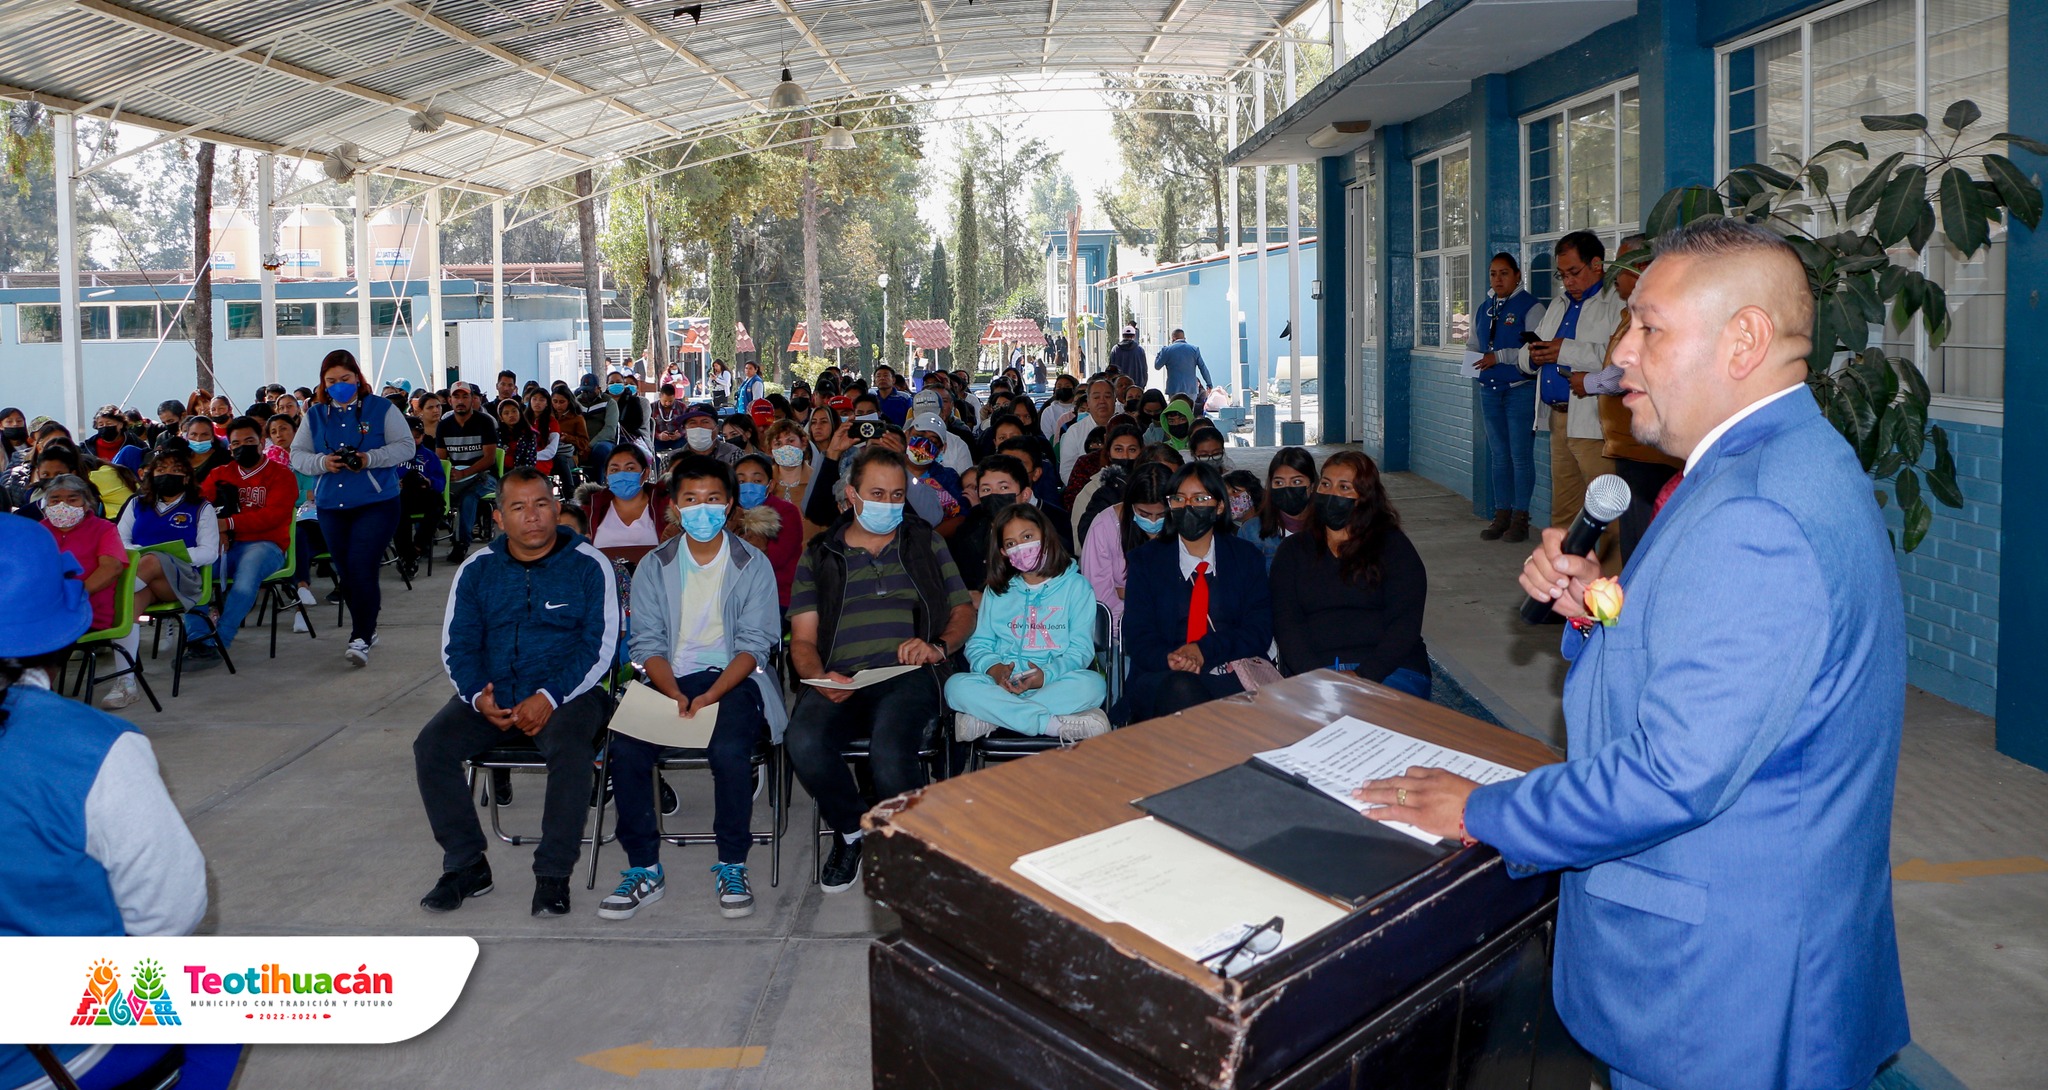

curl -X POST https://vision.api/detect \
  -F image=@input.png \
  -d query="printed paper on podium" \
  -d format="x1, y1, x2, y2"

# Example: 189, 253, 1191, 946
1255, 715, 1525, 843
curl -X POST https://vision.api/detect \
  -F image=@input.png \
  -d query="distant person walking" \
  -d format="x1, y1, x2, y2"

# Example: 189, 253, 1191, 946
1152, 329, 1212, 401
1109, 326, 1147, 376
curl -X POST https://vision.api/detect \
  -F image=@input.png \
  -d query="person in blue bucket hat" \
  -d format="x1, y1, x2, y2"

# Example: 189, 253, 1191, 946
0, 516, 239, 1090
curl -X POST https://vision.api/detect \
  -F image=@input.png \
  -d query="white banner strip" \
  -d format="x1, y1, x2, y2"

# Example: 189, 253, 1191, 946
0, 937, 478, 1044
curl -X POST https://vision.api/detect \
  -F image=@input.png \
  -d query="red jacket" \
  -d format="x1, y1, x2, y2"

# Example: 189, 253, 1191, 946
202, 457, 298, 549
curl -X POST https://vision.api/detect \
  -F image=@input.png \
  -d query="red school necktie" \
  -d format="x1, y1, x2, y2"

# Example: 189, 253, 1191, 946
1186, 561, 1210, 643
1652, 471, 1684, 517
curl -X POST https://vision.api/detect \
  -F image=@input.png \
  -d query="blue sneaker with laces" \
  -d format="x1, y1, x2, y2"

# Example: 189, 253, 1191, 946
712, 862, 754, 919
596, 864, 664, 921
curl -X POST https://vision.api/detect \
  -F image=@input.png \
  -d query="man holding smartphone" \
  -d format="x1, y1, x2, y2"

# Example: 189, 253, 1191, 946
1525, 232, 1623, 551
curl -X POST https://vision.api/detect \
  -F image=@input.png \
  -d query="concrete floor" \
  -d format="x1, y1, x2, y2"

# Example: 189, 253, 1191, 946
113, 447, 2047, 1089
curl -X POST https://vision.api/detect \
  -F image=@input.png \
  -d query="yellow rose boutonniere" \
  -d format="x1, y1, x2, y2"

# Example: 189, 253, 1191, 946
1583, 577, 1625, 627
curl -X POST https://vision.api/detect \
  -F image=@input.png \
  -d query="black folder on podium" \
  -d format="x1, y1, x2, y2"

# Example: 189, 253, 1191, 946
1135, 760, 1454, 905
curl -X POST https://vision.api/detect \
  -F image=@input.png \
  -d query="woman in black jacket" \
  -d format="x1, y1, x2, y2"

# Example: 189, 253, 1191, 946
1269, 450, 1431, 699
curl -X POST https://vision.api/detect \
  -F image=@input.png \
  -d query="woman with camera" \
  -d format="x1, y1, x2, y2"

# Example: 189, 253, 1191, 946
290, 349, 415, 668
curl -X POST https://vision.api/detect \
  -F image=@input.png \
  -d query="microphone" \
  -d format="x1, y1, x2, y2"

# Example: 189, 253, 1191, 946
1520, 473, 1632, 624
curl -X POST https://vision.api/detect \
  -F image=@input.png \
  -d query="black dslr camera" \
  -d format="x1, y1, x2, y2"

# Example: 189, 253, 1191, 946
850, 419, 888, 442
212, 482, 240, 517
332, 444, 366, 472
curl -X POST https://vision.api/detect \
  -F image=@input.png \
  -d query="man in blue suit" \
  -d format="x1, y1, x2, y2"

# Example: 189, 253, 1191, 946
1152, 328, 1212, 400
1357, 218, 1908, 1090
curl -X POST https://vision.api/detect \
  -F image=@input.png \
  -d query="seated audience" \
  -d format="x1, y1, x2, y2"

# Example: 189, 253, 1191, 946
945, 503, 1109, 741
732, 453, 802, 608
115, 449, 223, 681
587, 446, 672, 562
38, 473, 127, 634
394, 416, 447, 582
1158, 395, 1197, 451
1237, 447, 1316, 570
1080, 461, 1172, 623
193, 416, 296, 654
1270, 451, 1430, 698
606, 455, 786, 922
1187, 425, 1227, 465
414, 468, 618, 918
1068, 423, 1143, 542
1121, 461, 1272, 721
785, 446, 975, 893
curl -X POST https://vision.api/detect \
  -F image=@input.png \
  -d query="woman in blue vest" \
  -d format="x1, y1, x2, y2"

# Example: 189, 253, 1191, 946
0, 515, 239, 1090
290, 349, 415, 668
1466, 252, 1547, 544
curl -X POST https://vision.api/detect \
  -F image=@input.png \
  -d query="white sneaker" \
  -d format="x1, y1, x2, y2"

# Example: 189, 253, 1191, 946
292, 612, 309, 634
99, 677, 140, 710
1054, 708, 1113, 742
295, 586, 317, 608
344, 638, 371, 667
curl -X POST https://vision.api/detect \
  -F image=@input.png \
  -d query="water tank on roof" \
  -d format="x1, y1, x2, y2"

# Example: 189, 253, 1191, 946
367, 203, 426, 281
278, 206, 347, 279
206, 207, 260, 279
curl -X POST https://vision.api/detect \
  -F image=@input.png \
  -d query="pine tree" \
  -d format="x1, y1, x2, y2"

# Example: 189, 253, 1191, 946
949, 168, 982, 375
709, 224, 738, 372
925, 238, 952, 370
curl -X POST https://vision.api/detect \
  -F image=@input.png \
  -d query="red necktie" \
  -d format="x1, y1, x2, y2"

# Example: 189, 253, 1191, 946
1186, 561, 1210, 643
1653, 471, 1685, 516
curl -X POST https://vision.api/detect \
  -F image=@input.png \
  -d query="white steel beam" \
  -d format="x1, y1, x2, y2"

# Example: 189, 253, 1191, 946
769, 0, 858, 91
1284, 41, 1302, 428
1137, 0, 1193, 70
56, 112, 86, 433
590, 0, 765, 111
259, 152, 279, 388
493, 199, 506, 381
918, 0, 955, 83
427, 187, 447, 391
355, 173, 375, 382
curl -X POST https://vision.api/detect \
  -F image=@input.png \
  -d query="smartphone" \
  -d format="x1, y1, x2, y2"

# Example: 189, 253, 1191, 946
1520, 331, 1543, 346
850, 419, 886, 442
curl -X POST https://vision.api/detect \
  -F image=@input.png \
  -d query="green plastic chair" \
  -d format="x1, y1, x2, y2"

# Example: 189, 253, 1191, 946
68, 551, 161, 713
254, 530, 316, 657
144, 562, 237, 698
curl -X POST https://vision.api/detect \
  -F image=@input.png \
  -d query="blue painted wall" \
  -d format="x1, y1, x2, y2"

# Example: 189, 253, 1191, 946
1307, 0, 2030, 742
1123, 241, 1322, 393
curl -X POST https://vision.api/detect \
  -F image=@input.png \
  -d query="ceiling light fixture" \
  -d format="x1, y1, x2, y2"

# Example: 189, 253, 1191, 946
769, 67, 807, 110
823, 118, 855, 151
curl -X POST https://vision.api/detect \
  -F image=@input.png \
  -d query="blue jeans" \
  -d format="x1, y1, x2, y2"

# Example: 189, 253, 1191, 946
1381, 666, 1432, 701
317, 498, 401, 642
608, 669, 768, 867
190, 539, 285, 649
1477, 379, 1537, 513
447, 472, 494, 544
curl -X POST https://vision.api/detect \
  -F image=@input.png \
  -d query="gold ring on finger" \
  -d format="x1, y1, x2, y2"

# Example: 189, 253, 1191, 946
1397, 788, 1409, 807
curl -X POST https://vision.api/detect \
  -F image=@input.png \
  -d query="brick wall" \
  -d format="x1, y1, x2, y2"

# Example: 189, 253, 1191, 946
1409, 351, 1475, 493
1361, 344, 1384, 460
1891, 420, 2002, 714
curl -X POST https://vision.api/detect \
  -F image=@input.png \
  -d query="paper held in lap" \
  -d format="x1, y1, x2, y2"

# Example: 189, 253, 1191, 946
608, 682, 718, 749
800, 663, 923, 690
1012, 817, 1346, 968
1254, 715, 1525, 844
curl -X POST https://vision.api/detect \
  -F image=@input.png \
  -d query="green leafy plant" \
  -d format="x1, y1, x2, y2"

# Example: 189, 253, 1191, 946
1639, 101, 2041, 551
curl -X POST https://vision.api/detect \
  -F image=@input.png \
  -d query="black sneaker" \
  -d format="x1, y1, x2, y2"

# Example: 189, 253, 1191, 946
712, 862, 755, 918
532, 875, 571, 917
491, 768, 514, 805
820, 837, 863, 894
182, 642, 224, 671
325, 586, 345, 604
395, 557, 419, 583
447, 543, 469, 564
420, 856, 493, 912
658, 777, 678, 817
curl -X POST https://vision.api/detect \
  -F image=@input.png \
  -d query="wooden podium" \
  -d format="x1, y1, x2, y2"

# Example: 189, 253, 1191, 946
864, 671, 1590, 1090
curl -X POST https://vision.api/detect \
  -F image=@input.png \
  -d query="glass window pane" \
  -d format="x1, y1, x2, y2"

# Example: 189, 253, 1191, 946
1527, 249, 1555, 305
1728, 33, 1804, 173
371, 299, 412, 336
1569, 97, 1619, 229
1813, 0, 1915, 207
1418, 254, 1441, 347
115, 304, 159, 341
158, 304, 193, 340
276, 302, 315, 337
1620, 88, 1641, 225
1442, 150, 1470, 249
323, 302, 358, 336
17, 304, 60, 344
1447, 255, 1472, 347
1417, 158, 1440, 253
226, 302, 263, 339
80, 306, 111, 341
1527, 116, 1559, 236
1927, 238, 2004, 400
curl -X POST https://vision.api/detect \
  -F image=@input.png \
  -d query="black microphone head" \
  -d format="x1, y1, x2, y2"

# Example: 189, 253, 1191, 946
1584, 474, 1631, 523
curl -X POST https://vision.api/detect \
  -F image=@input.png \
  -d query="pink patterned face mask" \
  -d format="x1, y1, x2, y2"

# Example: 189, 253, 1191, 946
1004, 539, 1043, 574
1228, 492, 1255, 520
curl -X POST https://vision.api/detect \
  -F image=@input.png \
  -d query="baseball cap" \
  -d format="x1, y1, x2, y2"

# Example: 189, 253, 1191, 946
909, 412, 947, 436
828, 396, 854, 413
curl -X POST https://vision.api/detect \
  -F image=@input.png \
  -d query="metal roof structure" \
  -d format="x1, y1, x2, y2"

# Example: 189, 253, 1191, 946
901, 317, 951, 349
0, 0, 1311, 202
788, 319, 859, 351
979, 317, 1046, 345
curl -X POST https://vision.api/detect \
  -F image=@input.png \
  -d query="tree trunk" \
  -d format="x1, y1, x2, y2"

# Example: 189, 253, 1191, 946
801, 120, 823, 384
192, 141, 216, 394
951, 168, 982, 373
574, 169, 606, 372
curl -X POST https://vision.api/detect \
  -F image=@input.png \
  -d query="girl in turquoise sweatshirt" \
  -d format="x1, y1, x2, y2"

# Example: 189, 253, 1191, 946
945, 504, 1110, 740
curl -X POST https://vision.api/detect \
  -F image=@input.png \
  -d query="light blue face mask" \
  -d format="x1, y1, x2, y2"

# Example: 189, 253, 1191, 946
856, 498, 904, 535
188, 438, 215, 454
1134, 512, 1166, 535
607, 471, 643, 500
607, 383, 627, 396
738, 481, 769, 509
678, 503, 727, 542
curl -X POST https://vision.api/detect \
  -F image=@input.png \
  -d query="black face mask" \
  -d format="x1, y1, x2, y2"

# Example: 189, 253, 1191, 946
1315, 493, 1357, 527
153, 475, 187, 498
97, 425, 121, 441
1272, 485, 1311, 516
1055, 387, 1077, 403
1108, 456, 1137, 473
1171, 504, 1219, 541
1, 427, 25, 444
1165, 418, 1190, 439
232, 444, 263, 468
980, 493, 1018, 518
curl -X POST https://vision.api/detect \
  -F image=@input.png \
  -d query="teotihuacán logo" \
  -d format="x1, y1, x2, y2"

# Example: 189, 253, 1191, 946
72, 958, 181, 1027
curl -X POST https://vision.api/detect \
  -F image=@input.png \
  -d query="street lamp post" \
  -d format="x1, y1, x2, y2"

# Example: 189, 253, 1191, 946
878, 271, 891, 374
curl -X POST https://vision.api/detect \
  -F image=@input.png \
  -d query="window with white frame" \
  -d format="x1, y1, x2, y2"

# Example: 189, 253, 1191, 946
1721, 0, 2007, 402
1523, 81, 1641, 303
1414, 144, 1471, 349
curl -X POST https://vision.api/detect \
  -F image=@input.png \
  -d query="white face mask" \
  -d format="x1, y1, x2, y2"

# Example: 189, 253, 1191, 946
685, 428, 715, 451
44, 502, 86, 529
